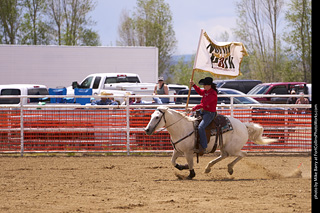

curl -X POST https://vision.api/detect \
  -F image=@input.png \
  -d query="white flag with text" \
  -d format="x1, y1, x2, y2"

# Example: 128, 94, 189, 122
193, 29, 248, 78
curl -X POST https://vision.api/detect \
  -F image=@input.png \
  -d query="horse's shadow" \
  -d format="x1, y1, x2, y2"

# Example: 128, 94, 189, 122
154, 176, 270, 182
198, 177, 269, 182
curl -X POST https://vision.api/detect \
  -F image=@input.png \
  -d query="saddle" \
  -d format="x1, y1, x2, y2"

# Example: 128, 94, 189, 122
194, 111, 233, 155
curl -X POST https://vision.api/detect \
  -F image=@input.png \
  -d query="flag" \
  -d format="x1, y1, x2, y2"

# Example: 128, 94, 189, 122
193, 29, 248, 78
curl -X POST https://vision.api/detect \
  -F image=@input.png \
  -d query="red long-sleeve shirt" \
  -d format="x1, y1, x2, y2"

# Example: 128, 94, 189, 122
192, 85, 217, 112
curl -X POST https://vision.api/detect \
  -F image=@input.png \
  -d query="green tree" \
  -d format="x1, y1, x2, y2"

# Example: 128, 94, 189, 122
117, 9, 136, 46
0, 0, 22, 44
47, 0, 64, 45
117, 0, 177, 76
0, 0, 100, 46
169, 55, 194, 85
233, 0, 284, 82
47, 0, 100, 46
20, 0, 50, 45
169, 55, 215, 86
62, 0, 98, 46
79, 28, 100, 46
284, 0, 312, 82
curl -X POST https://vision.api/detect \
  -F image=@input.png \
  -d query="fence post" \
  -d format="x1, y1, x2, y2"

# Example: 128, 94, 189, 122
20, 96, 24, 157
284, 108, 289, 142
230, 97, 234, 117
126, 95, 130, 155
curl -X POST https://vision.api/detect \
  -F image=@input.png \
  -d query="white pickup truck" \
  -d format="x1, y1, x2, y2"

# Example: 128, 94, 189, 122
68, 73, 142, 95
68, 73, 188, 103
0, 84, 49, 105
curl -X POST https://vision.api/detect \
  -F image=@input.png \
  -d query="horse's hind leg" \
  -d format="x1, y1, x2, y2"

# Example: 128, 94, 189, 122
227, 151, 247, 175
204, 152, 228, 173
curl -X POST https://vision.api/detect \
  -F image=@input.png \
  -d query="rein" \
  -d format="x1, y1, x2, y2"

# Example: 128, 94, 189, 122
154, 109, 194, 150
154, 109, 185, 132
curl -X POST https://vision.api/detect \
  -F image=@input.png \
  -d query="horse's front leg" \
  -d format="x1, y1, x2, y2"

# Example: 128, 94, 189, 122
171, 149, 188, 170
185, 151, 195, 179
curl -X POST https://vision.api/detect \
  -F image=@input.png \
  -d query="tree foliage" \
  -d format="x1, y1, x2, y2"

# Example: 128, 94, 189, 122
233, 0, 311, 83
0, 0, 21, 44
233, 0, 285, 82
169, 54, 212, 85
170, 0, 312, 85
284, 0, 312, 82
0, 0, 312, 84
117, 0, 177, 76
0, 0, 100, 46
20, 0, 50, 45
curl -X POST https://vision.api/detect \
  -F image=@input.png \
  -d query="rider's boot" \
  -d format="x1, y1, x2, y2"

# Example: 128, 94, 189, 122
194, 146, 206, 156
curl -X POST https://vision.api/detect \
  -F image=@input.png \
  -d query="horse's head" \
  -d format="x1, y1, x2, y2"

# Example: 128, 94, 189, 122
144, 106, 168, 135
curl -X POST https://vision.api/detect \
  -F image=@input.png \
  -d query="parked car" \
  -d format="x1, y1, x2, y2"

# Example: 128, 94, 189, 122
70, 73, 184, 103
213, 79, 262, 94
175, 88, 293, 142
307, 84, 312, 102
0, 84, 49, 105
167, 84, 188, 94
247, 82, 309, 104
175, 88, 261, 105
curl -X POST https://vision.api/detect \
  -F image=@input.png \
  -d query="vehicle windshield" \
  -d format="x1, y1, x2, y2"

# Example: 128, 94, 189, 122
219, 90, 260, 104
80, 76, 93, 89
248, 85, 270, 94
176, 89, 260, 105
105, 76, 140, 84
234, 96, 259, 104
214, 81, 224, 88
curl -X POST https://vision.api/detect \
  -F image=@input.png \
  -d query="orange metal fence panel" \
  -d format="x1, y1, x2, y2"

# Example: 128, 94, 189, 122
235, 108, 312, 152
127, 108, 312, 153
0, 110, 21, 152
129, 108, 171, 152
0, 106, 312, 154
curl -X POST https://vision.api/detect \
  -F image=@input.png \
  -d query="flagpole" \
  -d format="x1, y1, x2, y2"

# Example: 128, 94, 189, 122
185, 29, 204, 111
185, 69, 195, 110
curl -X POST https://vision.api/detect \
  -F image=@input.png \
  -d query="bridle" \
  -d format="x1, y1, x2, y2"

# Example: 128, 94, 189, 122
151, 109, 184, 132
150, 109, 194, 150
148, 109, 166, 134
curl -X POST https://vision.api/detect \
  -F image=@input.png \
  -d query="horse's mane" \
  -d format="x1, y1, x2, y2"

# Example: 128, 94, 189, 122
167, 108, 197, 122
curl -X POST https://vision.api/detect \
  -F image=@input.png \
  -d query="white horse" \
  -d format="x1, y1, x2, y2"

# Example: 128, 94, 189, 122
144, 106, 276, 179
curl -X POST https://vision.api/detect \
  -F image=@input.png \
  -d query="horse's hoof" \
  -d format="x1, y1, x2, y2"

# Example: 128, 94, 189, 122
175, 164, 184, 170
175, 164, 189, 171
204, 167, 211, 173
228, 166, 234, 175
187, 169, 196, 180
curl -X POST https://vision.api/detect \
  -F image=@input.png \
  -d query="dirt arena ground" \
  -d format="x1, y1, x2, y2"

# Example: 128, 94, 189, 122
0, 154, 311, 212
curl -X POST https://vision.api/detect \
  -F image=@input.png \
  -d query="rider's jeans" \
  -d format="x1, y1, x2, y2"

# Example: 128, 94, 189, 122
198, 111, 216, 149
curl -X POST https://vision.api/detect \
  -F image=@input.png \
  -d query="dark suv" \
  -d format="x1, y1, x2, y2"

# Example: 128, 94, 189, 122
213, 80, 262, 94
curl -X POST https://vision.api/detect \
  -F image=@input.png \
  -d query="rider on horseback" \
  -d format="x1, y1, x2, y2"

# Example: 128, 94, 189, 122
189, 77, 218, 155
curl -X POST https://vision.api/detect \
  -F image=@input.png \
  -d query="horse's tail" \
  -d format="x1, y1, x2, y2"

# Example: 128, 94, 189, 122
245, 122, 277, 144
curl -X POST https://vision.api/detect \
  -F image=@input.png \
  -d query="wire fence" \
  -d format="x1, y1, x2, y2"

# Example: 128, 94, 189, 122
0, 94, 312, 156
